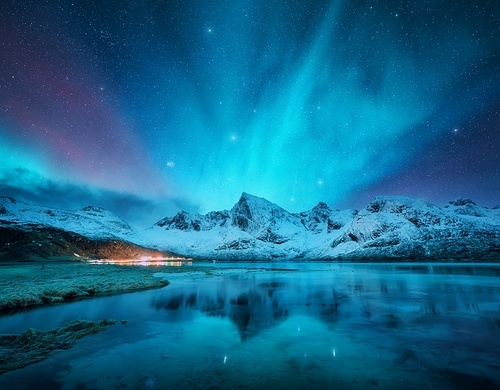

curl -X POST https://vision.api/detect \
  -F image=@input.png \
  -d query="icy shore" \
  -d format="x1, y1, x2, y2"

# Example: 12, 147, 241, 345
0, 263, 224, 374
0, 263, 170, 312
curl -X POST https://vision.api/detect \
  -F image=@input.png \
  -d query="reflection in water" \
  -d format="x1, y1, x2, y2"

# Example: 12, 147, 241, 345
152, 280, 290, 340
0, 263, 498, 389
402, 264, 500, 276
150, 266, 499, 342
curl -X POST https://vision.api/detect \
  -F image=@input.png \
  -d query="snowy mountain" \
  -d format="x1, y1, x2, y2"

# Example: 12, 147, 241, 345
329, 196, 500, 260
145, 193, 500, 261
0, 196, 136, 240
145, 193, 319, 259
0, 196, 171, 261
1, 193, 499, 262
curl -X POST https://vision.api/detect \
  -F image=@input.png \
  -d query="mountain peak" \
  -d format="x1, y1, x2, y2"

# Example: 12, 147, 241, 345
233, 193, 275, 214
365, 196, 437, 213
82, 206, 106, 213
238, 192, 267, 203
448, 198, 476, 206
229, 192, 290, 232
154, 210, 202, 231
312, 202, 331, 213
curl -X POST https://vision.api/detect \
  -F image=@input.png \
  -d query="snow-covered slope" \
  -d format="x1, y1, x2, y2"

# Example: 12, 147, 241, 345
1, 194, 499, 261
0, 196, 176, 261
0, 196, 136, 240
144, 194, 500, 261
329, 196, 500, 260
144, 193, 316, 259
142, 193, 349, 259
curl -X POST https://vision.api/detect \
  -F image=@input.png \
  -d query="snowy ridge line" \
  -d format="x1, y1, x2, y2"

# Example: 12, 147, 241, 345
143, 193, 500, 261
0, 196, 137, 240
1, 193, 499, 261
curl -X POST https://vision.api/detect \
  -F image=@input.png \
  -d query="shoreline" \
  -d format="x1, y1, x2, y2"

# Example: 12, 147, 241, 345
1, 260, 498, 315
0, 319, 118, 374
0, 263, 180, 314
0, 262, 211, 375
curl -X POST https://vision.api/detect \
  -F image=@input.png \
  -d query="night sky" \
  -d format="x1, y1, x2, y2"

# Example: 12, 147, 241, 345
1, 0, 498, 227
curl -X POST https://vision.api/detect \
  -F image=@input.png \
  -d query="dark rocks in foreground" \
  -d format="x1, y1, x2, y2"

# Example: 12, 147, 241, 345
0, 319, 117, 373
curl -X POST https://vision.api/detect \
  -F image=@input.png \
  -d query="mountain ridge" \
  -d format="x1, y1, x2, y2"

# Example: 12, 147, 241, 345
0, 196, 174, 261
1, 193, 499, 262
143, 193, 500, 261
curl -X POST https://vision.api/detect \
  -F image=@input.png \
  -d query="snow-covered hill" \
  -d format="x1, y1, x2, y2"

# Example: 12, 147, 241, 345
144, 193, 500, 261
0, 196, 170, 261
0, 196, 136, 240
145, 193, 327, 259
1, 193, 499, 261
329, 196, 500, 260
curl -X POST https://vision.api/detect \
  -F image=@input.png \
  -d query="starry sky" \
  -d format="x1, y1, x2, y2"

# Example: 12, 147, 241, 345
0, 0, 499, 227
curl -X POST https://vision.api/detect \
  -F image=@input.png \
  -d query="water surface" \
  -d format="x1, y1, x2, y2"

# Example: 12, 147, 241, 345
0, 263, 498, 389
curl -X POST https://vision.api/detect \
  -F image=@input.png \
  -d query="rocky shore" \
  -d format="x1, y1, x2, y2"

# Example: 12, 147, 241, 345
0, 319, 118, 374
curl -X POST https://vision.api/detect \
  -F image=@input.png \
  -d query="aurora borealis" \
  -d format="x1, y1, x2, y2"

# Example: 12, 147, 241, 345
0, 0, 498, 226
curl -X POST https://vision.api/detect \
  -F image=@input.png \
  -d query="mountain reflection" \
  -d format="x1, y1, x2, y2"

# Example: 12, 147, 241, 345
152, 280, 291, 340
150, 265, 500, 340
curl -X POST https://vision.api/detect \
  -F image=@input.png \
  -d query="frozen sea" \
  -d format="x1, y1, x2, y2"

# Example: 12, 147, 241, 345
0, 262, 499, 389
